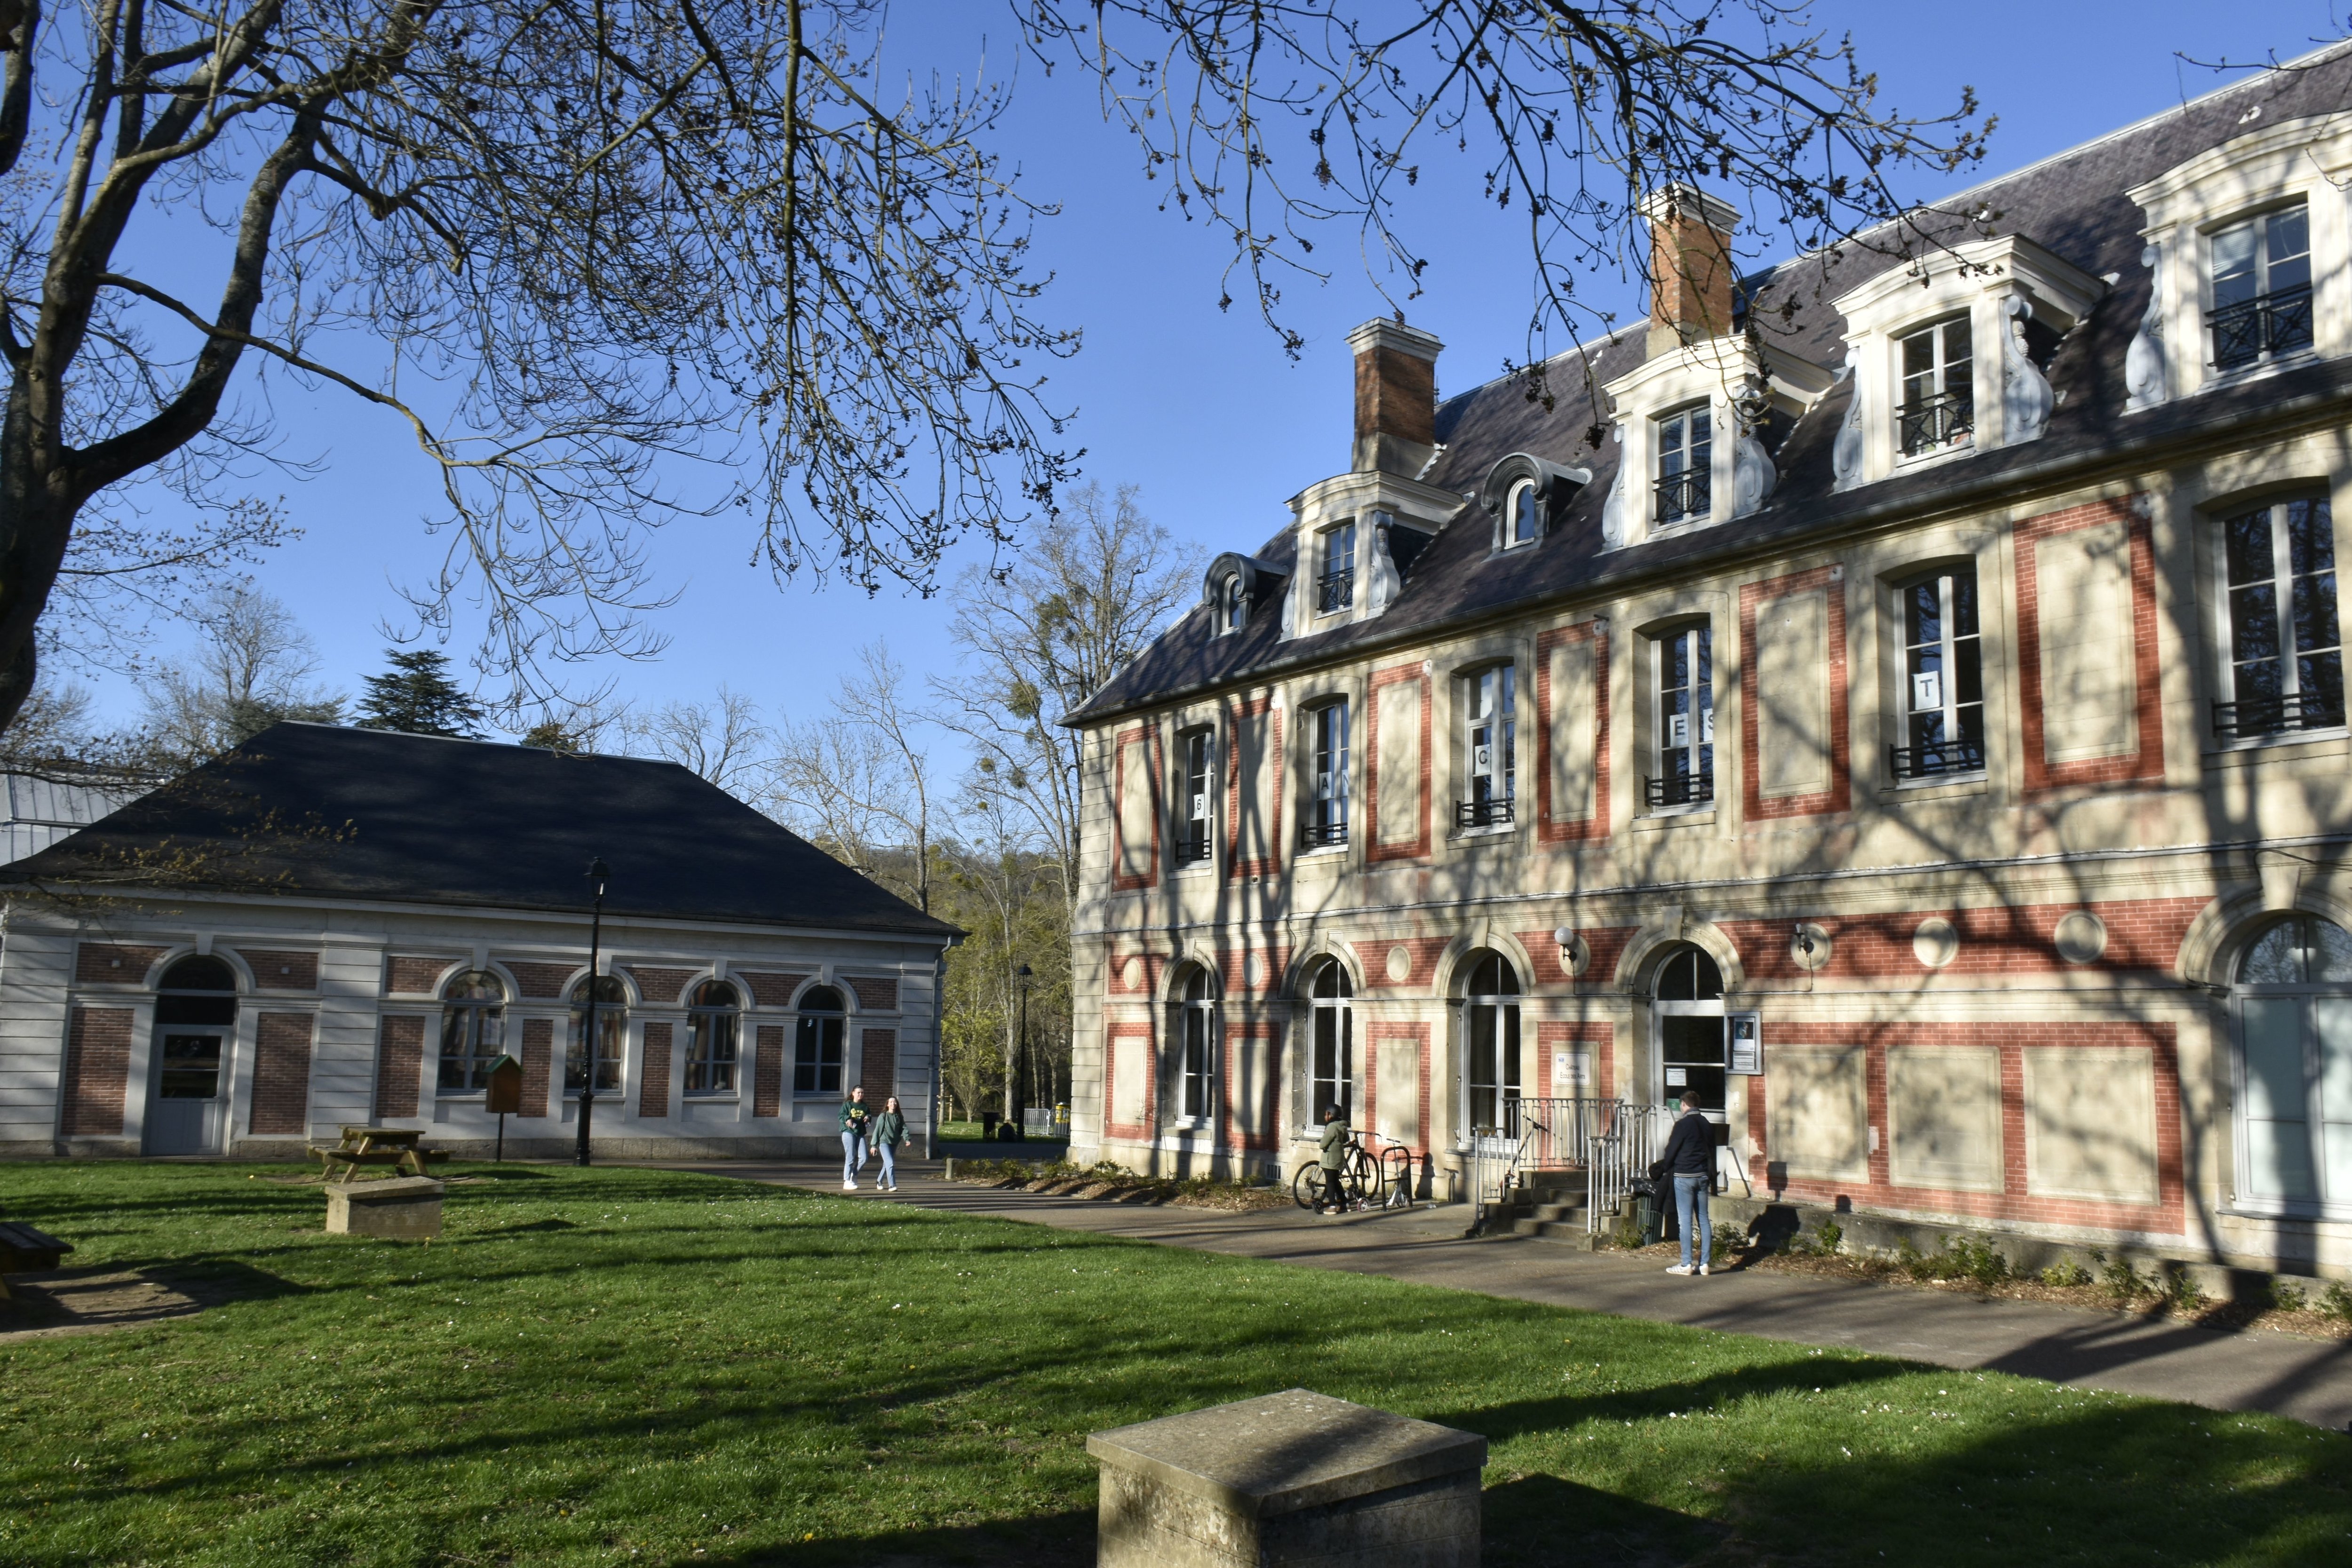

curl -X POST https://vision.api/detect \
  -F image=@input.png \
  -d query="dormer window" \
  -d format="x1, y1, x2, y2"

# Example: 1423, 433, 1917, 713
2210, 201, 2312, 372
1897, 317, 1974, 457
1505, 478, 1539, 548
1654, 406, 1711, 526
1319, 521, 1357, 613
1221, 573, 1247, 633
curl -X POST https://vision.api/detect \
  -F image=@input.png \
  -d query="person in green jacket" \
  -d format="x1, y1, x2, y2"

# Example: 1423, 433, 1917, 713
1316, 1103, 1351, 1214
840, 1085, 872, 1190
870, 1096, 908, 1192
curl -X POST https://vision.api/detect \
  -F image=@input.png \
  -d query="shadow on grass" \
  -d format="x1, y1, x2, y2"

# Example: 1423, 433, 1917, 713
699, 1508, 1095, 1568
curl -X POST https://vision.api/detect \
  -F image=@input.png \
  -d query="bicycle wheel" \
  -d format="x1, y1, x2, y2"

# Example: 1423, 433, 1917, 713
1292, 1163, 1326, 1210
1347, 1144, 1383, 1207
1382, 1147, 1415, 1207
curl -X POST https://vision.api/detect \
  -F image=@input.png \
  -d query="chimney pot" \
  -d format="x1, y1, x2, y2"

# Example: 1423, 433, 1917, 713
1638, 185, 1740, 356
1346, 319, 1443, 476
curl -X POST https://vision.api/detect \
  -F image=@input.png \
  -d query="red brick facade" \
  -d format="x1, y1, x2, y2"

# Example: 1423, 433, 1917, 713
848, 976, 899, 1011
1535, 1020, 1614, 1099
1717, 895, 2210, 983
247, 1013, 314, 1135
238, 950, 320, 990
639, 1021, 673, 1116
61, 1006, 133, 1136
2014, 497, 2166, 793
374, 1015, 424, 1119
861, 1028, 897, 1098
1349, 936, 1450, 991
503, 961, 576, 999
76, 943, 167, 986
753, 1026, 784, 1116
519, 1017, 553, 1116
623, 966, 696, 1005
385, 956, 449, 996
1535, 620, 1611, 842
741, 971, 810, 1007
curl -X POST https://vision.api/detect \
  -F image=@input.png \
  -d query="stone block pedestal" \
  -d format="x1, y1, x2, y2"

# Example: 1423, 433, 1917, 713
1087, 1388, 1484, 1567
324, 1178, 445, 1239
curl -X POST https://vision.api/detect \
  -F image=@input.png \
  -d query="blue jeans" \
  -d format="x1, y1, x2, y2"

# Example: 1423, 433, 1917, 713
842, 1130, 866, 1184
877, 1141, 898, 1187
1673, 1173, 1712, 1269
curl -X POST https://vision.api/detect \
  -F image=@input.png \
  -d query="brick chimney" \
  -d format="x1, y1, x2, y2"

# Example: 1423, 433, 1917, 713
1638, 185, 1740, 355
1347, 320, 1443, 475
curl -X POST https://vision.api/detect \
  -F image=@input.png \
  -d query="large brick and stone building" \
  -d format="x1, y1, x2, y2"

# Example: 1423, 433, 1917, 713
1065, 48, 2352, 1278
0, 723, 956, 1160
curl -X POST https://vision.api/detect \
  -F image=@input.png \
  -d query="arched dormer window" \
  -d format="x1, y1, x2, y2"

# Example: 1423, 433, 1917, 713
567, 976, 627, 1096
1478, 452, 1590, 554
686, 980, 742, 1096
1222, 573, 1247, 633
795, 986, 846, 1095
439, 970, 508, 1092
1506, 478, 1540, 548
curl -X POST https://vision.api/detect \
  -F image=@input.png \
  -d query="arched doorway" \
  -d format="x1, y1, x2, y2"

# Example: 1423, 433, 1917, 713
1303, 956, 1353, 1124
1459, 950, 1521, 1135
2233, 914, 2352, 1211
147, 955, 238, 1154
1651, 943, 1726, 1115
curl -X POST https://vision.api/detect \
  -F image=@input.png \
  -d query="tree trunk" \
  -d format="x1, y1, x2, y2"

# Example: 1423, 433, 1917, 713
0, 398, 82, 735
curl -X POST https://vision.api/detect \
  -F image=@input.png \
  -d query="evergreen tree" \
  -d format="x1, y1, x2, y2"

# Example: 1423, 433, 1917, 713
355, 650, 488, 739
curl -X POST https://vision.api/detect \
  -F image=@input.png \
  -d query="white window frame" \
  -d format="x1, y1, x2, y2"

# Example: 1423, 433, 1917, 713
565, 976, 625, 1099
1648, 624, 1714, 811
2207, 200, 2313, 375
1173, 967, 1217, 1125
1459, 952, 1521, 1141
1894, 315, 1975, 460
685, 980, 741, 1098
1459, 663, 1516, 831
1303, 701, 1350, 851
1176, 727, 1216, 867
1221, 573, 1247, 634
793, 989, 847, 1097
2211, 495, 2344, 745
1893, 567, 1987, 783
1653, 404, 1712, 528
1307, 959, 1353, 1125
1318, 520, 1358, 615
1503, 477, 1540, 549
2229, 915, 2352, 1219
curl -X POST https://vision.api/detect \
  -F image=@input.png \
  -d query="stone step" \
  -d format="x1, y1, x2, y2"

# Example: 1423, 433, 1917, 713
1510, 1218, 1600, 1249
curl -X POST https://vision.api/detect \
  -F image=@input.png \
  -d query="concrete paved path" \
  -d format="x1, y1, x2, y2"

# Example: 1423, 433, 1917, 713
632, 1157, 2352, 1432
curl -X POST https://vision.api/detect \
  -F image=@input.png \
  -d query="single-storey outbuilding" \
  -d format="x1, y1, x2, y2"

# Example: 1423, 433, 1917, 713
0, 723, 957, 1160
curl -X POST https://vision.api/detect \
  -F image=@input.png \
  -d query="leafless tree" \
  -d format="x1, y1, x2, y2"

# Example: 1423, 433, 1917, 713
937, 481, 1202, 910
1027, 1, 1994, 377
621, 687, 770, 796
768, 644, 938, 911
0, 0, 1079, 736
136, 584, 342, 764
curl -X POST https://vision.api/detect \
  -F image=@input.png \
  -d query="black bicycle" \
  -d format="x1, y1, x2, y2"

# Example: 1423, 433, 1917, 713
1291, 1139, 1382, 1211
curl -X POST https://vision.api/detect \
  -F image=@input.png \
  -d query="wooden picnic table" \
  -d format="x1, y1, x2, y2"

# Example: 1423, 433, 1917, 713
311, 1126, 447, 1182
0, 1219, 75, 1302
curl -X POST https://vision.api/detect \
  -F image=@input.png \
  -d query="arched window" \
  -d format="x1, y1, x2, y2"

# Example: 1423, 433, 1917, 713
686, 980, 742, 1096
2234, 915, 2352, 1209
795, 986, 846, 1095
439, 970, 508, 1092
1172, 966, 1216, 1121
1652, 942, 1727, 1114
1307, 958, 1353, 1122
1462, 951, 1521, 1133
1222, 573, 1247, 634
156, 956, 238, 1102
1506, 478, 1540, 547
567, 975, 627, 1096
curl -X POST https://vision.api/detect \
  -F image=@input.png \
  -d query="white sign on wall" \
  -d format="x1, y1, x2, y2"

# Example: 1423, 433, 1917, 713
1728, 1011, 1763, 1076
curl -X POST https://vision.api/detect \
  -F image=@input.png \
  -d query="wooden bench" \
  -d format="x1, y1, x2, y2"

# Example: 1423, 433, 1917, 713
0, 1219, 75, 1303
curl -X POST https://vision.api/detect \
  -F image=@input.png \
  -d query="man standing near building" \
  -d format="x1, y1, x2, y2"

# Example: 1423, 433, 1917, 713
1657, 1091, 1715, 1276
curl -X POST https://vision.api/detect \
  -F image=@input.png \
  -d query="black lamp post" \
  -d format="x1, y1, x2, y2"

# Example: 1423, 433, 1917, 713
1016, 963, 1033, 1132
576, 857, 611, 1168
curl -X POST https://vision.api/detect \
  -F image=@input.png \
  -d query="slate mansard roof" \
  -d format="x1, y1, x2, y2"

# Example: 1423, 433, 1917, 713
0, 722, 960, 940
1067, 45, 2352, 728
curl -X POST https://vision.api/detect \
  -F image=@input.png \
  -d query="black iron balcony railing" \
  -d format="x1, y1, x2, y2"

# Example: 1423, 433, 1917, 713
1174, 828, 1212, 864
1300, 819, 1350, 849
1898, 391, 1975, 456
1888, 738, 1987, 780
1645, 771, 1714, 808
2209, 283, 2314, 372
2213, 690, 2345, 742
1454, 796, 1515, 829
1318, 568, 1355, 613
1653, 468, 1710, 525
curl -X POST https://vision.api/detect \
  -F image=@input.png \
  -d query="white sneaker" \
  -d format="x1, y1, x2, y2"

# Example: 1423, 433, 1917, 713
1699, 1264, 1711, 1277
1666, 1264, 1693, 1276
843, 1180, 858, 1191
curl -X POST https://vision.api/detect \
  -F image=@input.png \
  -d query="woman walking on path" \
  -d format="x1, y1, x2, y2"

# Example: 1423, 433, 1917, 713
1656, 1090, 1716, 1276
840, 1086, 872, 1191
870, 1096, 908, 1192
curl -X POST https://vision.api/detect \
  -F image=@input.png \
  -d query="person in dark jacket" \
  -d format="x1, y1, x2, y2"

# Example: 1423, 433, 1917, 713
1316, 1104, 1351, 1214
1656, 1091, 1716, 1275
870, 1096, 908, 1192
840, 1086, 872, 1191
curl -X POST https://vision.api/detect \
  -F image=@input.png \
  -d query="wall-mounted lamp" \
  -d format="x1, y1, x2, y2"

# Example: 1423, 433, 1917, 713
1552, 925, 1589, 981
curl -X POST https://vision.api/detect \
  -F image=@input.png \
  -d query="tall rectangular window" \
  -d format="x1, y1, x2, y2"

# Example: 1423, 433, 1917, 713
1897, 318, 1974, 455
1457, 665, 1515, 828
1648, 626, 1714, 807
2217, 497, 2342, 740
1891, 569, 1986, 779
1654, 406, 1712, 525
1319, 520, 1357, 613
2211, 202, 2313, 371
1304, 702, 1350, 847
1176, 729, 1214, 863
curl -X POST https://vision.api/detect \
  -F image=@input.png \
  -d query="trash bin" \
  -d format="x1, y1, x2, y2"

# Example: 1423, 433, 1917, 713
1632, 1180, 1663, 1246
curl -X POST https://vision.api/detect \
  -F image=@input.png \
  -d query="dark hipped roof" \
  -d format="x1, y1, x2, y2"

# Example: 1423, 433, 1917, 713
1066, 44, 2352, 726
0, 722, 959, 940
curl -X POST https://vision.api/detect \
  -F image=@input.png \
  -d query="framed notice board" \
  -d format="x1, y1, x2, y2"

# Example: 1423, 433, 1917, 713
1727, 1011, 1762, 1076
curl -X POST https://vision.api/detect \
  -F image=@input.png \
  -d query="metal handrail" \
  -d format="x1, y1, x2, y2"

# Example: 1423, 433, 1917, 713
1174, 828, 1212, 864
1454, 796, 1514, 828
1897, 390, 1974, 455
1645, 771, 1713, 807
1653, 468, 1709, 524
1888, 739, 1986, 780
1300, 818, 1349, 848
2209, 282, 2314, 371
1318, 568, 1355, 613
1584, 1102, 1677, 1236
2214, 690, 2345, 742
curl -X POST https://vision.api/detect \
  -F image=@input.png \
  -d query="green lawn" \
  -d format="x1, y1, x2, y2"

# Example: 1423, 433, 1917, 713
1, 1165, 2346, 1567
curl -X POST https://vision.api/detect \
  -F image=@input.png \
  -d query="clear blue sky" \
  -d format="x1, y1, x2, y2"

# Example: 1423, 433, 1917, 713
74, 2, 2351, 753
